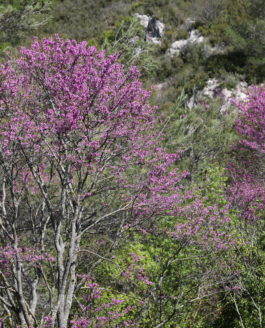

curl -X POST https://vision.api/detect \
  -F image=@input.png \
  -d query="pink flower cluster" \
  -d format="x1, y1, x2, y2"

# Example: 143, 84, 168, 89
0, 244, 55, 268
122, 253, 154, 286
228, 85, 265, 221
0, 35, 185, 223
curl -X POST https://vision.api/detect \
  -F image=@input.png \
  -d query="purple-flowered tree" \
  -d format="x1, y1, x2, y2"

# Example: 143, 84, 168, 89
0, 36, 186, 327
228, 85, 265, 221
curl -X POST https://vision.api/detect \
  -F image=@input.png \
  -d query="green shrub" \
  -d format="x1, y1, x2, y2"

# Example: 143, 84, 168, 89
166, 99, 238, 173
219, 73, 241, 89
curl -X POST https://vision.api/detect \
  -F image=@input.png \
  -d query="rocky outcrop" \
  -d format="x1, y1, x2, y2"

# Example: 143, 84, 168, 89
187, 79, 248, 111
201, 79, 221, 99
133, 13, 149, 28
186, 79, 220, 109
168, 29, 205, 56
133, 14, 225, 56
220, 82, 248, 112
133, 13, 165, 44
168, 26, 225, 58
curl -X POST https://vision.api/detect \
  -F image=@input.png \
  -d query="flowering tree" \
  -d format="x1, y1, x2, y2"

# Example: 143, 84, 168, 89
224, 85, 265, 328
0, 36, 186, 327
235, 86, 265, 154
228, 85, 265, 220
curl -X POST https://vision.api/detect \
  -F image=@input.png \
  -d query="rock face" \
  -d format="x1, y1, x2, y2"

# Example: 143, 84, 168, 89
147, 17, 163, 38
168, 39, 189, 57
133, 13, 149, 28
133, 13, 165, 44
220, 82, 248, 112
187, 79, 248, 111
168, 29, 205, 56
133, 14, 225, 56
201, 78, 221, 99
189, 30, 204, 44
168, 27, 225, 58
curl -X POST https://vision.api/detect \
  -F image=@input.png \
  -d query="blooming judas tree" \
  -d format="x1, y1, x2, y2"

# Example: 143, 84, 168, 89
235, 86, 265, 154
0, 36, 186, 327
228, 85, 265, 221
225, 85, 265, 328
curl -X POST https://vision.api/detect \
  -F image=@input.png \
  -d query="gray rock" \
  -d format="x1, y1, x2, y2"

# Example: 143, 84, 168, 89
168, 39, 189, 56
168, 29, 204, 56
189, 30, 204, 44
201, 78, 220, 99
187, 79, 249, 111
133, 13, 165, 45
220, 82, 248, 112
133, 13, 149, 28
